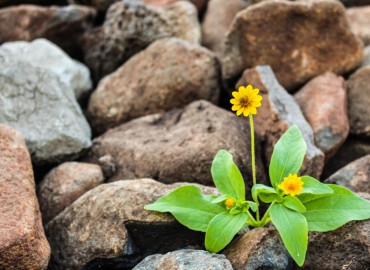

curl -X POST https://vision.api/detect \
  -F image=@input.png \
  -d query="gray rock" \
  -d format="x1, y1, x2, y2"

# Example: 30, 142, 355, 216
347, 6, 370, 45
84, 100, 266, 186
360, 45, 370, 67
1, 39, 92, 100
237, 66, 324, 179
87, 38, 220, 134
0, 49, 91, 165
133, 249, 233, 270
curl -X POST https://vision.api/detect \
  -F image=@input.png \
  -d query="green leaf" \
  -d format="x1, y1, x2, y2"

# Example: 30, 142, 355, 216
205, 212, 247, 253
211, 150, 245, 200
304, 184, 370, 232
211, 194, 231, 204
297, 176, 333, 203
270, 204, 308, 266
269, 125, 307, 188
145, 185, 226, 232
283, 196, 306, 213
252, 184, 278, 204
245, 201, 258, 212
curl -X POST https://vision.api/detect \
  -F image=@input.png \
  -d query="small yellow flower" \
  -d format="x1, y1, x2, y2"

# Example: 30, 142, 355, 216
278, 174, 304, 196
230, 85, 263, 117
225, 198, 235, 208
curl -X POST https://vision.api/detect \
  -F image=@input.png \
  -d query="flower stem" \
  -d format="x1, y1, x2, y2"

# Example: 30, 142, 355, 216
258, 201, 275, 227
246, 210, 258, 227
249, 114, 257, 186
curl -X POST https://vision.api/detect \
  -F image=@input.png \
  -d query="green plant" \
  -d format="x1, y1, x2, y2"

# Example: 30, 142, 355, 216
145, 85, 370, 266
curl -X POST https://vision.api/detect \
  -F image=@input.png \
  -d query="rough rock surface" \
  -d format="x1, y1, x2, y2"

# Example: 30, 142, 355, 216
237, 66, 324, 178
347, 66, 370, 137
223, 227, 292, 270
88, 38, 220, 134
1, 38, 92, 100
201, 0, 250, 56
222, 0, 363, 91
37, 162, 104, 224
83, 0, 201, 81
46, 179, 218, 270
361, 45, 370, 67
294, 72, 349, 159
84, 100, 265, 186
0, 4, 96, 56
133, 249, 233, 270
0, 124, 50, 270
325, 155, 370, 193
347, 6, 370, 45
0, 49, 91, 165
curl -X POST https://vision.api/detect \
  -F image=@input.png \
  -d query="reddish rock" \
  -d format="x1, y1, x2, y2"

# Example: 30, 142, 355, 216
37, 162, 104, 224
84, 100, 266, 186
347, 6, 370, 45
88, 38, 220, 134
0, 124, 50, 269
0, 5, 96, 57
294, 72, 349, 159
222, 0, 363, 91
201, 0, 250, 56
237, 66, 324, 179
347, 66, 370, 136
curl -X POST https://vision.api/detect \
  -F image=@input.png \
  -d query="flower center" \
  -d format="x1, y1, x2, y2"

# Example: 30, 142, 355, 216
239, 96, 251, 107
225, 198, 235, 208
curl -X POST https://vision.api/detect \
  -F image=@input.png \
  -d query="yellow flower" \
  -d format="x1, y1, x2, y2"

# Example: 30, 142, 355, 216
278, 174, 304, 196
230, 85, 263, 117
225, 198, 235, 208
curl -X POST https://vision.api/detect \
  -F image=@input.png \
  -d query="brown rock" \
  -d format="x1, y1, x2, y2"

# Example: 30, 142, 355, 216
294, 72, 349, 159
84, 100, 265, 186
222, 0, 363, 91
237, 66, 325, 179
46, 179, 218, 270
0, 124, 50, 270
37, 162, 104, 224
347, 66, 370, 136
88, 38, 220, 134
0, 5, 96, 57
201, 0, 250, 56
347, 6, 370, 45
144, 0, 209, 12
223, 227, 291, 270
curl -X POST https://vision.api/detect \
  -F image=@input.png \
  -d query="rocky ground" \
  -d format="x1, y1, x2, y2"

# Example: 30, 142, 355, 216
1, 0, 370, 269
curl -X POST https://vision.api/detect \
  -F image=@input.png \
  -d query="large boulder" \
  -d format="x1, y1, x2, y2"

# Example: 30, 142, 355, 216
347, 6, 370, 45
0, 124, 50, 270
222, 0, 363, 91
87, 38, 220, 134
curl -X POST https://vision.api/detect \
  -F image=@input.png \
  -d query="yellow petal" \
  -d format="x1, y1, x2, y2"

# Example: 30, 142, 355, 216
230, 99, 239, 105
232, 104, 241, 111
255, 95, 263, 101
253, 101, 262, 107
252, 88, 260, 95
232, 91, 240, 98
250, 107, 257, 114
236, 108, 244, 116
246, 85, 253, 93
243, 109, 250, 117
239, 86, 248, 95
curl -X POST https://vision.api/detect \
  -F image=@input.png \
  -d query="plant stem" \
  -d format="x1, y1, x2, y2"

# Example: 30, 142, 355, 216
249, 114, 260, 221
246, 210, 258, 227
258, 201, 275, 227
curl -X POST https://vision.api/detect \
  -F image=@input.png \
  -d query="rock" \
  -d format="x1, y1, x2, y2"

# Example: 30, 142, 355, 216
46, 179, 218, 270
83, 0, 201, 81
299, 218, 370, 269
339, 0, 370, 6
237, 66, 325, 179
0, 124, 50, 270
133, 249, 233, 270
294, 72, 349, 159
347, 66, 370, 137
88, 38, 220, 134
0, 5, 96, 57
201, 0, 250, 56
222, 0, 363, 91
223, 227, 292, 270
361, 45, 370, 67
1, 38, 92, 100
0, 49, 91, 165
325, 155, 370, 193
347, 6, 370, 46
37, 162, 104, 224
84, 100, 265, 186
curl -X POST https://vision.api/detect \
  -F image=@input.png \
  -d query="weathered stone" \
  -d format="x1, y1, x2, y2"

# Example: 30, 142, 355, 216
201, 0, 250, 56
294, 72, 349, 159
37, 162, 104, 224
46, 179, 218, 270
1, 38, 92, 100
0, 124, 50, 270
223, 227, 292, 270
88, 38, 220, 134
0, 4, 96, 57
222, 0, 363, 91
347, 6, 370, 46
325, 155, 370, 193
83, 0, 201, 81
84, 100, 265, 186
361, 45, 370, 67
0, 49, 91, 165
133, 249, 233, 270
237, 66, 324, 179
348, 66, 370, 137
